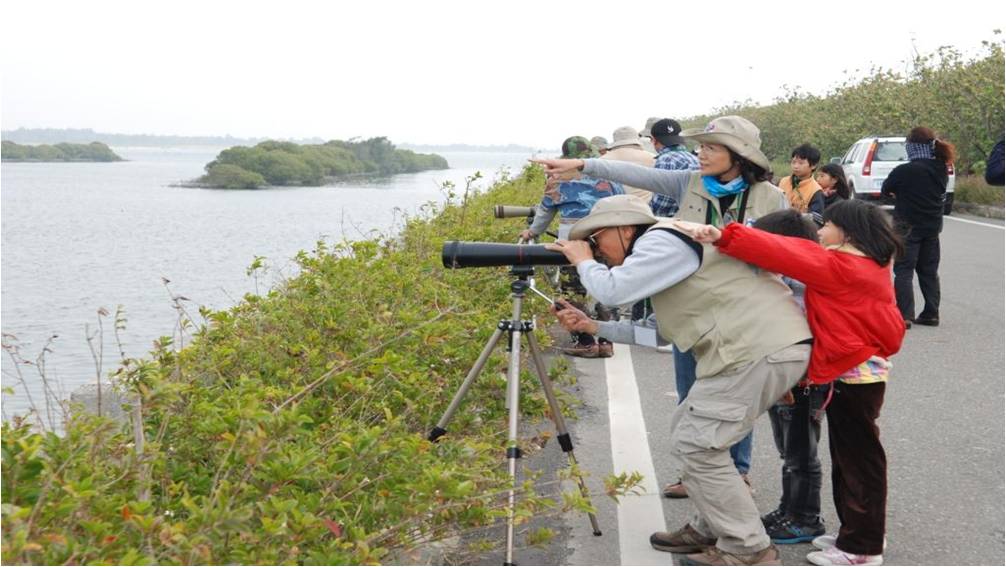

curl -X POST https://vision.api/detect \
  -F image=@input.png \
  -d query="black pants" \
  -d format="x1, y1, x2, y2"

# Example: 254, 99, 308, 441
894, 230, 940, 321
827, 381, 887, 556
768, 384, 827, 523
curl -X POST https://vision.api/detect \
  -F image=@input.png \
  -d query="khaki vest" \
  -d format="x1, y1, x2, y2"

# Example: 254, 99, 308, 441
648, 174, 811, 378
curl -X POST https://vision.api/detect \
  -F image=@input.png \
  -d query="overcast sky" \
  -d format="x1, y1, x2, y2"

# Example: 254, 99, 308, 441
2, 0, 1001, 148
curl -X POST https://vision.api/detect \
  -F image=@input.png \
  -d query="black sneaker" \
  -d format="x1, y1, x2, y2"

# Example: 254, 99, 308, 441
914, 316, 939, 327
767, 516, 826, 544
761, 508, 785, 530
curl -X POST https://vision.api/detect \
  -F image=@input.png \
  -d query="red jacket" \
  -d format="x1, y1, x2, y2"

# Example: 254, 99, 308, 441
716, 223, 905, 383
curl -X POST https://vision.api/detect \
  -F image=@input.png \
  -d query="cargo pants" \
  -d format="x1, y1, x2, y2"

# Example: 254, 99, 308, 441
668, 343, 811, 555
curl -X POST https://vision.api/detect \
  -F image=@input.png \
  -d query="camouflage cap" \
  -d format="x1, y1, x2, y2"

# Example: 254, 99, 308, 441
561, 136, 599, 159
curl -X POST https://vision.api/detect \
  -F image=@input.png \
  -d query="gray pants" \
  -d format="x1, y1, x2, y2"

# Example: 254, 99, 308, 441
669, 344, 811, 555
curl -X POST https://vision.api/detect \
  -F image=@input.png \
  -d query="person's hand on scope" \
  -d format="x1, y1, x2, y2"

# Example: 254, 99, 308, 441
519, 229, 537, 242
546, 239, 594, 265
550, 299, 599, 335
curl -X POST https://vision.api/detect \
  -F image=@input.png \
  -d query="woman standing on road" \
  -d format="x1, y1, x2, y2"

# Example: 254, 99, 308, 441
880, 127, 955, 328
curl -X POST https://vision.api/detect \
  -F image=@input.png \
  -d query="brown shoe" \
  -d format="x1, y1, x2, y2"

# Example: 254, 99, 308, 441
680, 544, 781, 566
562, 343, 599, 358
662, 480, 688, 499
597, 342, 614, 358
649, 523, 716, 553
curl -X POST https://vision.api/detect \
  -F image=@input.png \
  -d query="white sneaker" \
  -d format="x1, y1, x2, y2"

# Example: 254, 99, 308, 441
813, 535, 887, 552
655, 344, 675, 353
812, 534, 837, 550
807, 546, 883, 566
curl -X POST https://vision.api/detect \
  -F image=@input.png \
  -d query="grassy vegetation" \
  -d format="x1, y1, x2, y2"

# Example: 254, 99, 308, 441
2, 165, 630, 564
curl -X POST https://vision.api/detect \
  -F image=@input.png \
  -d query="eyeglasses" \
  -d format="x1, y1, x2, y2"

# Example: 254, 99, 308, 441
587, 227, 608, 249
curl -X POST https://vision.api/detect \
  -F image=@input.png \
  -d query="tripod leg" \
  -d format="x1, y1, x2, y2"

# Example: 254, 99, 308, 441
503, 298, 526, 566
428, 325, 507, 442
525, 331, 603, 537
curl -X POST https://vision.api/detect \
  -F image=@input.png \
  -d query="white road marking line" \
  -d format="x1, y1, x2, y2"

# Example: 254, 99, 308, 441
945, 216, 1004, 229
604, 344, 669, 566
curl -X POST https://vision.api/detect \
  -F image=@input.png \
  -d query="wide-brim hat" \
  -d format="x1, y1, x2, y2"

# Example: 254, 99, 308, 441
608, 126, 644, 150
569, 195, 657, 240
681, 115, 772, 171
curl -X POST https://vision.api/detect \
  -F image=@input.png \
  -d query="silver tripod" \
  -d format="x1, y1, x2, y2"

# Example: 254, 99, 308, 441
427, 266, 602, 565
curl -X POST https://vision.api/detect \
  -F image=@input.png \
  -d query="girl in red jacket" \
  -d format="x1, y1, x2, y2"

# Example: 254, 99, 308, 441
679, 199, 905, 566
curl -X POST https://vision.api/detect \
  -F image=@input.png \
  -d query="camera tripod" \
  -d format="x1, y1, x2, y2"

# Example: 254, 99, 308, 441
427, 266, 602, 565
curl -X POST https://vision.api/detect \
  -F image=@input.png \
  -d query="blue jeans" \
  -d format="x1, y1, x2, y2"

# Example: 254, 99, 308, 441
673, 346, 752, 475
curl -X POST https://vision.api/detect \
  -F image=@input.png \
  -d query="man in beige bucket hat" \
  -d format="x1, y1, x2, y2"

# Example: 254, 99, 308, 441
533, 118, 806, 566
602, 126, 656, 204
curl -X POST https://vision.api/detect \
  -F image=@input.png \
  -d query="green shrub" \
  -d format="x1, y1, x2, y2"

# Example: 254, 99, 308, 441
954, 175, 1005, 207
200, 164, 268, 189
0, 140, 122, 162
2, 165, 624, 565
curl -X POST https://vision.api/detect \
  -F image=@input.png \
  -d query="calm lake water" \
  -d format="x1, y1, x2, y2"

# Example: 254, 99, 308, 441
1, 147, 537, 419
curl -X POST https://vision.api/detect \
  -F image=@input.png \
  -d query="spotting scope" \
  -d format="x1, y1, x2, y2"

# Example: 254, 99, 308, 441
493, 205, 536, 219
442, 241, 569, 269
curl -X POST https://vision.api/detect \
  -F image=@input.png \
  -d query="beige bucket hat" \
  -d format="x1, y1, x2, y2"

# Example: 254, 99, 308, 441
681, 115, 771, 171
607, 126, 644, 150
569, 195, 658, 240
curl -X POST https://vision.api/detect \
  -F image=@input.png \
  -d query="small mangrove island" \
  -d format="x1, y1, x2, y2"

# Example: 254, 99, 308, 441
196, 137, 449, 189
0, 140, 123, 162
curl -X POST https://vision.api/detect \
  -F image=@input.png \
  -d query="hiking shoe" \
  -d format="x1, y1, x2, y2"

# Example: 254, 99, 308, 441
767, 516, 825, 544
806, 546, 882, 565
649, 523, 715, 553
562, 343, 599, 358
597, 342, 614, 358
760, 508, 785, 530
662, 481, 688, 499
680, 544, 782, 565
914, 316, 939, 327
813, 535, 887, 552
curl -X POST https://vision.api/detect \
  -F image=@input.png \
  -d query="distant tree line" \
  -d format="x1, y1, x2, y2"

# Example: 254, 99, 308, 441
199, 138, 449, 189
681, 34, 1005, 176
1, 141, 123, 162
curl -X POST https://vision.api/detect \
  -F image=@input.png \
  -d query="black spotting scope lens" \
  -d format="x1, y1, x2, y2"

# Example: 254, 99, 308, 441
442, 241, 569, 269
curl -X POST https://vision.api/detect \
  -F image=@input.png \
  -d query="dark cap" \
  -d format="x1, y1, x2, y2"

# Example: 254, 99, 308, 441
561, 136, 599, 159
651, 118, 685, 147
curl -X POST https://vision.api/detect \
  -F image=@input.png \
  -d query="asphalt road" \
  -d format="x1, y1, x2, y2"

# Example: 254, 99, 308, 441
485, 212, 1004, 566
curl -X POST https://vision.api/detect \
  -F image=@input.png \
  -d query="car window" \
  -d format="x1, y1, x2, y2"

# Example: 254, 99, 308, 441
854, 142, 870, 162
843, 143, 860, 164
874, 141, 907, 162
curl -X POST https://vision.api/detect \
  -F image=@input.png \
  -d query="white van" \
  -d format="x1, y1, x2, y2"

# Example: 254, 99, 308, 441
837, 136, 955, 215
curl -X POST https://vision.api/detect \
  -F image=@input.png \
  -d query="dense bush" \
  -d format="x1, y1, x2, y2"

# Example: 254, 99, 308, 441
1, 140, 122, 162
202, 164, 269, 189
2, 165, 623, 564
198, 138, 449, 189
682, 35, 1005, 178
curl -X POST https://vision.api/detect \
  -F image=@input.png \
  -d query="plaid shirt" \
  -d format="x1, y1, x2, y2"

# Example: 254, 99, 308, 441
650, 145, 700, 216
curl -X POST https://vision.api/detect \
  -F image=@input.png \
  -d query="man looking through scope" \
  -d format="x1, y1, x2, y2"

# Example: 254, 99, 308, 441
530, 190, 812, 566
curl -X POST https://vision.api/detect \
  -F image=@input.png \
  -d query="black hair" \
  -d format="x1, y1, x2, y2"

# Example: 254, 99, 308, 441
822, 200, 904, 266
726, 148, 773, 185
752, 209, 819, 241
817, 163, 851, 200
791, 143, 822, 167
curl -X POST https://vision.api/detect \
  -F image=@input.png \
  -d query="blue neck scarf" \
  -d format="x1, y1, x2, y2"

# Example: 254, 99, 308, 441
702, 175, 749, 198
906, 141, 936, 161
